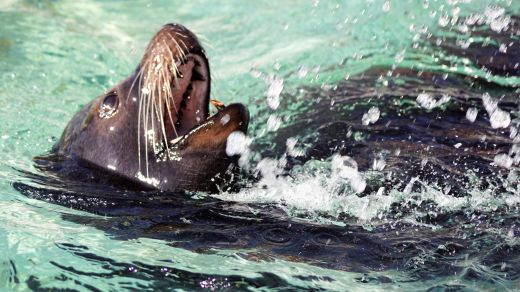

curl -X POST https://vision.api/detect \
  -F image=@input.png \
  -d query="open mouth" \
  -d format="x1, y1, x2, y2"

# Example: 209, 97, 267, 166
159, 52, 249, 150
135, 23, 249, 157
164, 53, 210, 140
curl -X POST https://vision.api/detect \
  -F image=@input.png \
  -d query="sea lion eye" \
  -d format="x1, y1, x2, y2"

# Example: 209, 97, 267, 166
98, 92, 119, 119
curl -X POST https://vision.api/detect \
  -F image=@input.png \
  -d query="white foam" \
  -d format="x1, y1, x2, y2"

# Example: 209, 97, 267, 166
226, 131, 252, 167
226, 132, 250, 156
286, 137, 305, 157
216, 151, 520, 223
494, 153, 513, 169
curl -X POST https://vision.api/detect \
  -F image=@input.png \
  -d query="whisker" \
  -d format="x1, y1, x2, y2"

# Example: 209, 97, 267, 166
176, 37, 190, 56
137, 76, 145, 173
127, 67, 144, 105
155, 67, 170, 155
159, 66, 179, 139
175, 32, 188, 38
134, 27, 201, 175
167, 32, 186, 62
136, 64, 147, 173
143, 56, 158, 177
162, 39, 181, 112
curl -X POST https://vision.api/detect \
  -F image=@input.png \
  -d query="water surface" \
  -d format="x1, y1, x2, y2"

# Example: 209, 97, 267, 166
1, 0, 520, 290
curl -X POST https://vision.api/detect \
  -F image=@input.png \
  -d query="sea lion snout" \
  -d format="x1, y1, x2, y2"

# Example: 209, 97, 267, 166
180, 103, 249, 151
215, 103, 249, 135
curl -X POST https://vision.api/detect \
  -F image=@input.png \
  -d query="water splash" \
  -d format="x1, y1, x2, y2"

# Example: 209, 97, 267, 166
482, 92, 511, 129
416, 93, 451, 110
362, 107, 380, 126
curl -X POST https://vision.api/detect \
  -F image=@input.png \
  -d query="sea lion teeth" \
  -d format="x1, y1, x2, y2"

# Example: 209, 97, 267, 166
170, 135, 184, 145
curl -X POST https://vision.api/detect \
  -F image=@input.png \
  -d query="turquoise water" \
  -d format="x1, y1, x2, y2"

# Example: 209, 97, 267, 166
1, 0, 520, 290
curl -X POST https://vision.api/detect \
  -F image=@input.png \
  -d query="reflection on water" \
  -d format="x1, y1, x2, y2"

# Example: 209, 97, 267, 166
1, 0, 520, 290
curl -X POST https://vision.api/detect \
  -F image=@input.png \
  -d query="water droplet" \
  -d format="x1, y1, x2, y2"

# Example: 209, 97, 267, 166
466, 107, 478, 123
297, 65, 308, 78
438, 14, 450, 27
265, 76, 283, 110
382, 1, 391, 12
482, 93, 511, 129
372, 155, 386, 171
416, 93, 450, 109
362, 107, 380, 125
267, 114, 281, 132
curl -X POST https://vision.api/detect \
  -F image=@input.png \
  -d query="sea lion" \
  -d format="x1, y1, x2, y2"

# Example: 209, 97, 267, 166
41, 23, 249, 192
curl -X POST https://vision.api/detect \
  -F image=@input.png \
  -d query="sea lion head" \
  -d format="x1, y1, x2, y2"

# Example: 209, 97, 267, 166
55, 23, 249, 191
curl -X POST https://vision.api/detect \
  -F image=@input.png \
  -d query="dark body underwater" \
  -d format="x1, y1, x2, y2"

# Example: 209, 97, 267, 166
15, 16, 520, 289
